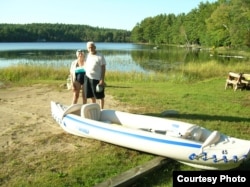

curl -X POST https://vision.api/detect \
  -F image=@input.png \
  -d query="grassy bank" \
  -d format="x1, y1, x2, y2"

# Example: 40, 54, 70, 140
0, 60, 250, 187
1, 59, 250, 83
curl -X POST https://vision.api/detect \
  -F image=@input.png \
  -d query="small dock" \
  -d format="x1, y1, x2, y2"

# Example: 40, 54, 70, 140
94, 156, 169, 187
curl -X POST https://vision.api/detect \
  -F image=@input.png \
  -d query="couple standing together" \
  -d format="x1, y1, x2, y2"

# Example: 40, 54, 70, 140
70, 41, 106, 109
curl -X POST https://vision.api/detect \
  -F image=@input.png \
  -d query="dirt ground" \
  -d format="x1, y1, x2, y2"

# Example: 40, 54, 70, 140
0, 84, 134, 167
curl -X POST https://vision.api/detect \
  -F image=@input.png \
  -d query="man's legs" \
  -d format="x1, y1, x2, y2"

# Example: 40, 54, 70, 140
100, 98, 104, 109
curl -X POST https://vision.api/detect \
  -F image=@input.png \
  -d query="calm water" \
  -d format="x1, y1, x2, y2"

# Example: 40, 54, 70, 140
0, 43, 149, 73
0, 42, 247, 73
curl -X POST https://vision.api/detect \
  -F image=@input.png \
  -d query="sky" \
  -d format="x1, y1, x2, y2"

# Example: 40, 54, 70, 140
0, 0, 217, 31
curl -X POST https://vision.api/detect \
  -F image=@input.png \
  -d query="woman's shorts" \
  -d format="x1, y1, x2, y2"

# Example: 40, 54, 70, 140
75, 72, 85, 85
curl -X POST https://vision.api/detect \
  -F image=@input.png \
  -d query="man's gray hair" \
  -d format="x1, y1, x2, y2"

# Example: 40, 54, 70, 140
87, 41, 95, 48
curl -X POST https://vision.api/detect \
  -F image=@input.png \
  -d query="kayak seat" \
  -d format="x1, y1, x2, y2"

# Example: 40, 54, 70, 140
81, 103, 101, 121
62, 103, 83, 117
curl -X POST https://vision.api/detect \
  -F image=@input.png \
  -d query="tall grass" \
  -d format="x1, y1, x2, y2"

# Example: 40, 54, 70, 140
0, 60, 249, 83
0, 64, 68, 83
107, 60, 250, 83
179, 60, 250, 80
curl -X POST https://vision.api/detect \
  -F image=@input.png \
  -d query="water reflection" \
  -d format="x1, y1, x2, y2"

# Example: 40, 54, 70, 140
0, 50, 149, 73
0, 50, 73, 68
0, 43, 248, 72
105, 53, 148, 73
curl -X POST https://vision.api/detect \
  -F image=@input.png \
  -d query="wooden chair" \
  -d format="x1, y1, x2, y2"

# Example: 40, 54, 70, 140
225, 72, 248, 91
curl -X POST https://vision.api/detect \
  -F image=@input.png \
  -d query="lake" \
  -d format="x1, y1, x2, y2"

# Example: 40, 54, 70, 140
0, 42, 247, 73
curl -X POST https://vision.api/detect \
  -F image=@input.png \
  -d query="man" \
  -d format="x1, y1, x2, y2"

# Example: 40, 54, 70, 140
84, 41, 106, 109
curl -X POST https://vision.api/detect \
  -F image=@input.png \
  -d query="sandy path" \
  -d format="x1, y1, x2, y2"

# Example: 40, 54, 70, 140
0, 84, 131, 164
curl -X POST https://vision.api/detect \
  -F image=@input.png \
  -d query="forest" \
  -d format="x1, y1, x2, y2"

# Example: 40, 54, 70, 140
0, 0, 249, 48
131, 0, 250, 48
0, 23, 131, 43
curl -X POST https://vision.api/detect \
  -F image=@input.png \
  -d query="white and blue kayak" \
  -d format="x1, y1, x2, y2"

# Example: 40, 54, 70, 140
51, 101, 250, 170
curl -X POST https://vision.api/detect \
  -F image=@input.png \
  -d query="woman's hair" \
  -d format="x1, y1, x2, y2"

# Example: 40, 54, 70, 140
76, 49, 84, 57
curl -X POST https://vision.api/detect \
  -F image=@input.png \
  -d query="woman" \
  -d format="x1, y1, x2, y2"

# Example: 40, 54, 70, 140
70, 49, 87, 104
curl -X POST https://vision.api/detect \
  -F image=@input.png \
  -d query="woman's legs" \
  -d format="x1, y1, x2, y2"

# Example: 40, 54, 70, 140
72, 81, 81, 104
81, 87, 87, 104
